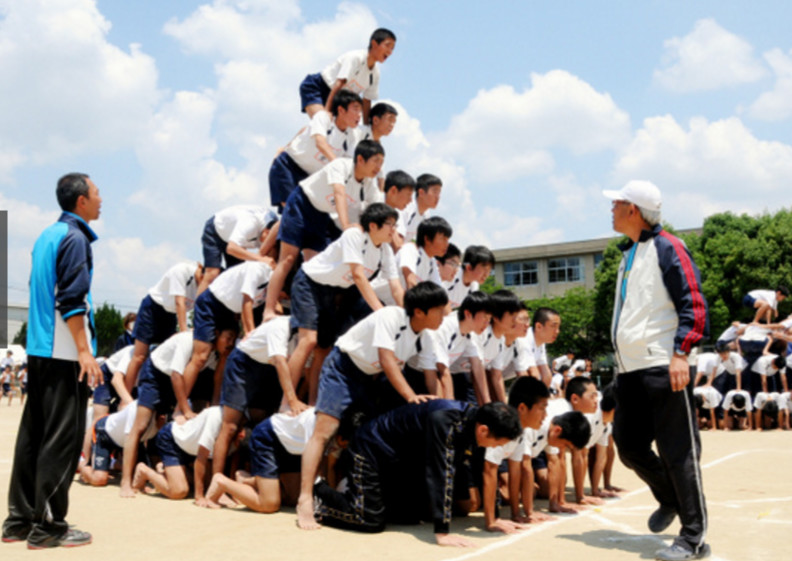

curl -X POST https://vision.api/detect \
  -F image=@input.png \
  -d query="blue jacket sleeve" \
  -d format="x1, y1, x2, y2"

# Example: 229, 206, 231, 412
656, 232, 709, 353
55, 231, 91, 320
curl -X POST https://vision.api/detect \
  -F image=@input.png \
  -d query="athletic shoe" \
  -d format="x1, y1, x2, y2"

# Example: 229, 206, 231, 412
27, 529, 92, 549
655, 542, 711, 561
648, 505, 677, 533
1, 525, 30, 543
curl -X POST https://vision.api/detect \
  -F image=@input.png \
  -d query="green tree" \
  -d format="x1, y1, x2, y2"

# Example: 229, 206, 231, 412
480, 274, 504, 294
95, 302, 124, 357
12, 321, 27, 347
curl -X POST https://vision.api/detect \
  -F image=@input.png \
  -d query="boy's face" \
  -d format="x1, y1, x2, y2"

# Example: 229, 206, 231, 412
535, 314, 561, 344
547, 425, 573, 450
469, 310, 492, 334
369, 217, 397, 246
413, 305, 446, 332
385, 186, 413, 210
573, 383, 599, 414
475, 425, 511, 448
468, 263, 492, 284
337, 101, 363, 129
495, 310, 518, 331
357, 153, 384, 178
424, 233, 449, 258
512, 309, 530, 338
438, 256, 460, 282
777, 291, 786, 302
370, 38, 396, 63
214, 329, 238, 355
372, 112, 397, 137
520, 397, 548, 430
718, 350, 730, 361
418, 183, 442, 209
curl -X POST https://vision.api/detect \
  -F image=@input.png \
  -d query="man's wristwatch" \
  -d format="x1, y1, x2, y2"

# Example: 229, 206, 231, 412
674, 349, 688, 358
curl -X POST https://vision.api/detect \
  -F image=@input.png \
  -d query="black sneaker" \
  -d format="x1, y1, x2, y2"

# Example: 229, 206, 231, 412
27, 529, 92, 549
655, 542, 711, 561
1, 525, 30, 543
648, 505, 677, 533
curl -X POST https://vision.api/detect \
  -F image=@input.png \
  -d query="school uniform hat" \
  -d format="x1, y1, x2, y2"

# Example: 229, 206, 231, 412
603, 180, 662, 212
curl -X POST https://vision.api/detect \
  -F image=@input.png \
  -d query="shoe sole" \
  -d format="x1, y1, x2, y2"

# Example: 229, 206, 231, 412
2, 537, 26, 543
27, 539, 92, 550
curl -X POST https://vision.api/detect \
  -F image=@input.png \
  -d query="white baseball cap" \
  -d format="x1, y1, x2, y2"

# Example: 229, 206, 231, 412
603, 180, 662, 211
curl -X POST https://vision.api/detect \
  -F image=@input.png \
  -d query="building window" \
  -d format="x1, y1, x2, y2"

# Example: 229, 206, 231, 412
504, 261, 538, 286
548, 257, 583, 283
594, 252, 604, 269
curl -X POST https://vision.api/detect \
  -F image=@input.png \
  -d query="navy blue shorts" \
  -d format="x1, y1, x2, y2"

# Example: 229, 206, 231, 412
201, 217, 243, 270
289, 269, 339, 347
250, 418, 301, 479
193, 290, 237, 343
742, 294, 757, 308
133, 295, 177, 345
91, 416, 119, 472
92, 364, 119, 407
136, 359, 176, 414
278, 187, 339, 253
220, 348, 283, 414
315, 347, 378, 420
299, 72, 331, 113
2, 383, 10, 395
154, 423, 195, 468
531, 450, 548, 471
268, 152, 309, 210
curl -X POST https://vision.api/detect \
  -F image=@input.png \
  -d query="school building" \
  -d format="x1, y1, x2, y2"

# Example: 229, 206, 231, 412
491, 228, 701, 300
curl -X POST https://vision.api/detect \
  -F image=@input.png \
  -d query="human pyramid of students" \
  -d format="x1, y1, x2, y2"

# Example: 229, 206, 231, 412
74, 28, 777, 549
691, 287, 792, 432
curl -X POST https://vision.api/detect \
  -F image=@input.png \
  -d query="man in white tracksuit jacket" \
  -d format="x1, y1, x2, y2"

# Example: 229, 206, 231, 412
604, 181, 710, 561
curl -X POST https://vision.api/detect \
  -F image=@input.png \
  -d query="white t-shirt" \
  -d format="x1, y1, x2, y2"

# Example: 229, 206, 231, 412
477, 326, 505, 371
299, 158, 380, 230
103, 401, 157, 448
104, 345, 134, 375
718, 352, 744, 375
740, 325, 771, 342
148, 262, 200, 314
585, 408, 611, 448
303, 228, 396, 288
753, 391, 782, 411
337, 306, 425, 375
524, 398, 572, 458
213, 206, 273, 248
491, 339, 519, 372
780, 392, 792, 411
693, 386, 723, 409
209, 261, 272, 313
484, 427, 529, 465
716, 323, 745, 344
171, 406, 224, 457
722, 389, 753, 412
397, 243, 443, 288
443, 268, 478, 310
409, 314, 480, 371
749, 289, 777, 310
320, 49, 379, 100
285, 111, 357, 175
552, 355, 572, 371
237, 316, 293, 365
396, 200, 429, 244
151, 331, 217, 376
512, 328, 548, 372
270, 407, 317, 455
751, 354, 782, 376
696, 353, 720, 379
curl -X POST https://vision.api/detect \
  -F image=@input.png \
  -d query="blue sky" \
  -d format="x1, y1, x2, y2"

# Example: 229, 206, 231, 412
2, 0, 792, 313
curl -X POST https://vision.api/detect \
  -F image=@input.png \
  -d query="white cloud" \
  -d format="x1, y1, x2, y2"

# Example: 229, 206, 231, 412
0, 0, 160, 173
434, 70, 631, 183
653, 18, 767, 92
613, 114, 792, 226
0, 192, 60, 242
748, 48, 792, 121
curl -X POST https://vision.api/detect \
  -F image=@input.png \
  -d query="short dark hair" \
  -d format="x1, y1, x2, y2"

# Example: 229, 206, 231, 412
777, 285, 790, 297
694, 393, 704, 410
762, 399, 779, 419
714, 340, 730, 353
56, 173, 90, 212
489, 289, 522, 320
385, 170, 415, 193
369, 28, 396, 48
457, 291, 492, 322
123, 312, 137, 329
533, 307, 560, 327
564, 376, 595, 402
360, 203, 398, 232
475, 402, 522, 440
437, 244, 461, 265
338, 408, 367, 441
551, 411, 591, 450
772, 355, 786, 370
403, 281, 448, 317
463, 245, 495, 269
416, 173, 442, 193
416, 216, 452, 248
599, 382, 616, 413
731, 393, 746, 410
354, 139, 385, 162
508, 376, 550, 409
331, 89, 363, 116
370, 102, 398, 121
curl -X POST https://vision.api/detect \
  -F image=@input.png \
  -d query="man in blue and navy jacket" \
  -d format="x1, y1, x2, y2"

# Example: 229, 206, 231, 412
3, 173, 103, 550
604, 180, 711, 561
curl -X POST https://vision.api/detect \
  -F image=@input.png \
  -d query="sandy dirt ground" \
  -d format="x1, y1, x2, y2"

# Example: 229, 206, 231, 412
0, 401, 789, 561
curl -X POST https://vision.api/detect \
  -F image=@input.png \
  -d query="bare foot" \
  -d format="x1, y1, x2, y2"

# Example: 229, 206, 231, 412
296, 496, 321, 530
131, 463, 147, 491
119, 484, 137, 498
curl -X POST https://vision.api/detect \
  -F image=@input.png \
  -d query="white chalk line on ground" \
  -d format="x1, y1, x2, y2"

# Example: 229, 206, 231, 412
440, 449, 773, 561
